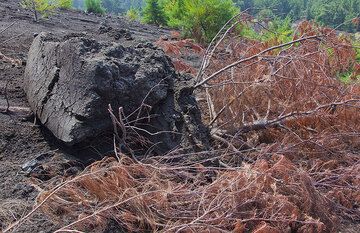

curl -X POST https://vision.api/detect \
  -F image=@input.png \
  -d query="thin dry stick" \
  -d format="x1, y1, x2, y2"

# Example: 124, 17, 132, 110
0, 106, 31, 113
0, 21, 18, 35
200, 19, 240, 123
196, 12, 244, 82
205, 87, 216, 123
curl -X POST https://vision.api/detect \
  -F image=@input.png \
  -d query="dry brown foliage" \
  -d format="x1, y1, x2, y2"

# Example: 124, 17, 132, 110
34, 154, 341, 233
196, 20, 360, 231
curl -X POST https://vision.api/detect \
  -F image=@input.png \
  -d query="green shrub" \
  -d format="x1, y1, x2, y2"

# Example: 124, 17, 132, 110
85, 0, 105, 14
261, 16, 293, 43
142, 0, 167, 26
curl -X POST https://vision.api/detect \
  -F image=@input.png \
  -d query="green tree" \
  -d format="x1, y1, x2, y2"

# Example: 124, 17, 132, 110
235, 0, 254, 11
164, 0, 186, 27
100, 0, 143, 14
127, 7, 141, 21
142, 0, 167, 25
85, 0, 105, 14
57, 0, 73, 9
233, 0, 360, 32
102, 0, 126, 14
163, 0, 238, 43
21, 0, 73, 21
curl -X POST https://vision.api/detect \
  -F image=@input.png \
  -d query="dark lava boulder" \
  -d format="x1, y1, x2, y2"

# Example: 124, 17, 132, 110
24, 32, 208, 153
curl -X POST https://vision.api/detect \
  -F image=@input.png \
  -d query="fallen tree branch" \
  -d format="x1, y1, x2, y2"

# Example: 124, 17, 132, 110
238, 99, 360, 134
195, 35, 322, 88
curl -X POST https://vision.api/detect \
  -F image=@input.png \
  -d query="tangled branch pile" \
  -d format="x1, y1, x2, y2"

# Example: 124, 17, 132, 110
3, 19, 359, 233
35, 153, 343, 233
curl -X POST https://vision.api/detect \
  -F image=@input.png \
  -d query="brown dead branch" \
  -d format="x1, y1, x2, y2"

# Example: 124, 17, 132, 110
195, 35, 322, 88
237, 99, 360, 134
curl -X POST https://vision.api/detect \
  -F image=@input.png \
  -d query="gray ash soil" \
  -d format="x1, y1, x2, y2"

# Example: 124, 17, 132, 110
0, 0, 171, 232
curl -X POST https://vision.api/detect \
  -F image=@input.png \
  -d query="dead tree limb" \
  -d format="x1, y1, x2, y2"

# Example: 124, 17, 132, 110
195, 35, 322, 88
238, 99, 360, 134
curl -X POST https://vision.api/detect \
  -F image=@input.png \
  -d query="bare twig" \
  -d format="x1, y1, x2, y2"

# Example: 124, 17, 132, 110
0, 21, 18, 35
196, 12, 244, 82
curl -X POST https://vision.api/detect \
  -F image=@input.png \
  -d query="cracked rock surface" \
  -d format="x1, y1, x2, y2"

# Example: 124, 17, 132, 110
24, 32, 209, 153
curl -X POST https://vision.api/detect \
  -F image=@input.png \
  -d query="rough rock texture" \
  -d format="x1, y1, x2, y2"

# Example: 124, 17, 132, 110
24, 32, 208, 153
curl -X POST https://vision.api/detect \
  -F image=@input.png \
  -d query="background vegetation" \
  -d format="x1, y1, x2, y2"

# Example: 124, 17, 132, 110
21, 0, 73, 20
234, 0, 360, 32
25, 1, 360, 41
84, 0, 360, 33
141, 0, 360, 42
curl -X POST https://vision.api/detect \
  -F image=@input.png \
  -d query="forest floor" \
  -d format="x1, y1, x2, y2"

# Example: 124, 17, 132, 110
0, 0, 170, 232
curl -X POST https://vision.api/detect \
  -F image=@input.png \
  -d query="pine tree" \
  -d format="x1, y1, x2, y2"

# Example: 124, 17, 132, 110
85, 0, 105, 14
142, 0, 167, 26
